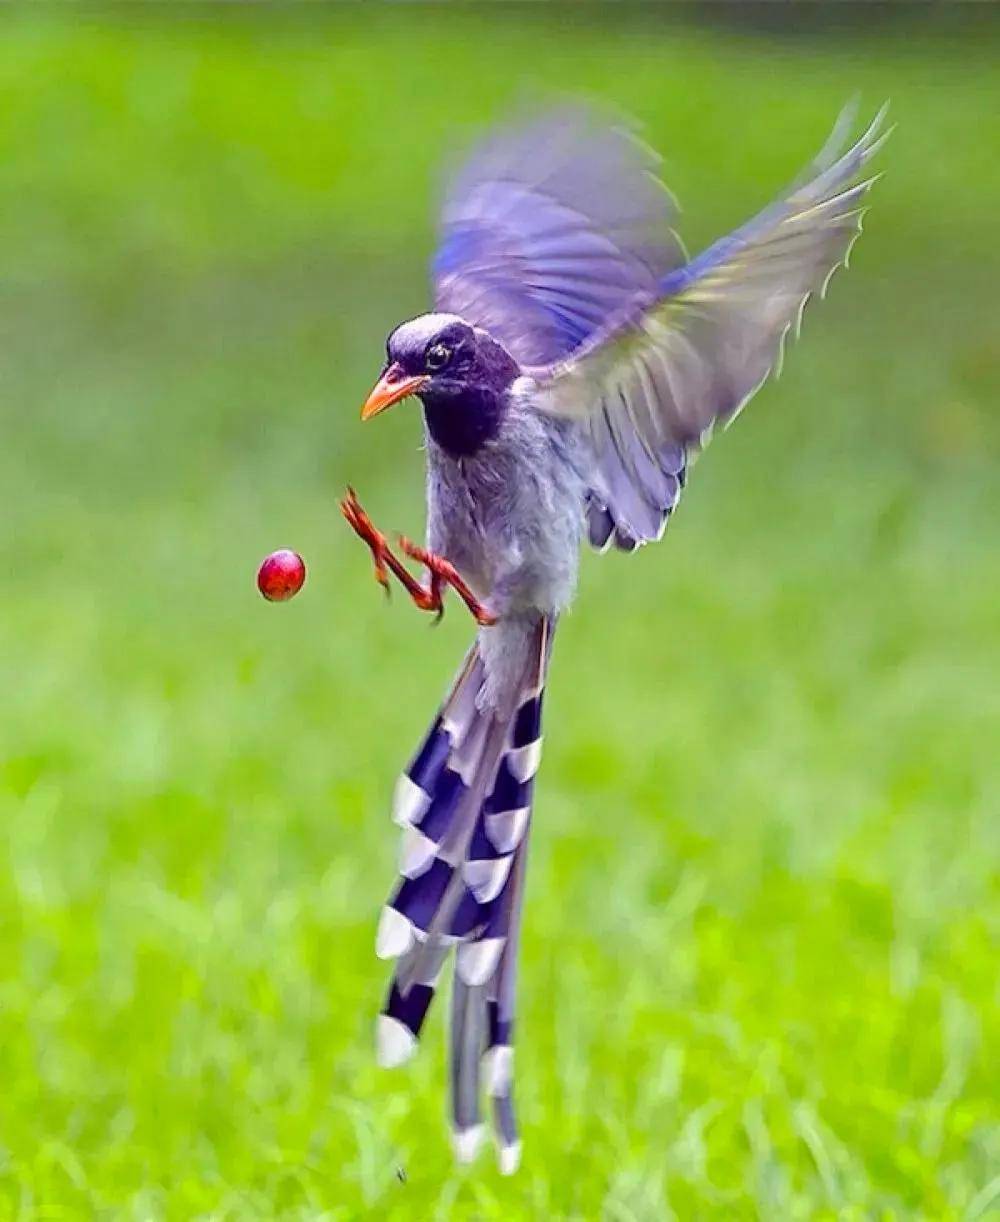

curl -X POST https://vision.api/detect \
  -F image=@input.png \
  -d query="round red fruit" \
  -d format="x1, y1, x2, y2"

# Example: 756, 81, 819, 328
257, 550, 306, 602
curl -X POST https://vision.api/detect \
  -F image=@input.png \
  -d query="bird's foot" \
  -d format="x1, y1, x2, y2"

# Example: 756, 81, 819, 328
399, 538, 498, 627
340, 486, 394, 595
340, 488, 495, 627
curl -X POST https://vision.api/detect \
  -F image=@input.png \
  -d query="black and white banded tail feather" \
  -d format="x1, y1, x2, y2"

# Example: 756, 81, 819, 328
374, 617, 552, 1175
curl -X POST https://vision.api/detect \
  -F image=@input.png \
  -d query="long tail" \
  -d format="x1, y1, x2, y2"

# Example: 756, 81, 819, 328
374, 616, 553, 1174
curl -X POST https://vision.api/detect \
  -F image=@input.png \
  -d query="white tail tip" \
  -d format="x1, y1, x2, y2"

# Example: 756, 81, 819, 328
463, 853, 514, 904
485, 806, 530, 854
392, 773, 430, 828
456, 937, 505, 987
507, 738, 542, 783
399, 825, 438, 878
375, 1015, 416, 1068
482, 1044, 513, 1096
375, 905, 414, 960
452, 1124, 485, 1164
498, 1141, 522, 1176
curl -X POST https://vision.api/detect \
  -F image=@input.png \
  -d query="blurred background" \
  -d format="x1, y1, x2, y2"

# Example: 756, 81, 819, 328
1, 5, 998, 1217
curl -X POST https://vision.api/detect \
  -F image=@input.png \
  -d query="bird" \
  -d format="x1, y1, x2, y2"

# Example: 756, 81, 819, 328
341, 99, 889, 1175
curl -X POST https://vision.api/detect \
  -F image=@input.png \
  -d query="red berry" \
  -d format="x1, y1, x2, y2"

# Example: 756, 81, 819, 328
257, 549, 306, 602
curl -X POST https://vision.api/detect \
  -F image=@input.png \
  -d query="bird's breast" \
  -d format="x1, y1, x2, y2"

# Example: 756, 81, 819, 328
426, 408, 588, 615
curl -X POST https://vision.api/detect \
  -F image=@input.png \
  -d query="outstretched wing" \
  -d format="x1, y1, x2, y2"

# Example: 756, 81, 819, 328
531, 104, 891, 551
433, 106, 687, 367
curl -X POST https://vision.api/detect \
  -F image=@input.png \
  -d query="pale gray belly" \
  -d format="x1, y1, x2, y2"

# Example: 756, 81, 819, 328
425, 417, 587, 616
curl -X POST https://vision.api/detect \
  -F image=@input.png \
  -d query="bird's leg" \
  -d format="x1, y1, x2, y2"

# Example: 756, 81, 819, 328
398, 537, 497, 627
340, 489, 495, 626
340, 487, 397, 595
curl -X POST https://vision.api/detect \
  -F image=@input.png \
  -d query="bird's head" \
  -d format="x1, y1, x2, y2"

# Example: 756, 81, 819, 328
360, 313, 520, 457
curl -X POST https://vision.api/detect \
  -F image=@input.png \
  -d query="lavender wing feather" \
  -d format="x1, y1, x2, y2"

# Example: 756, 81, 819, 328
433, 105, 686, 368
531, 103, 891, 549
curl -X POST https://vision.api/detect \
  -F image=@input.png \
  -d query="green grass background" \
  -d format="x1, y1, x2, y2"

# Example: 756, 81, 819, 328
0, 8, 998, 1218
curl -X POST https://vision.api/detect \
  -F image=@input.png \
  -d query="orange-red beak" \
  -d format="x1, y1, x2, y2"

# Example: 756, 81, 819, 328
360, 365, 429, 421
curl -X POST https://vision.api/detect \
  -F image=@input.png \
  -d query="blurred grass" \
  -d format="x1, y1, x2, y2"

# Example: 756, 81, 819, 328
0, 7, 998, 1219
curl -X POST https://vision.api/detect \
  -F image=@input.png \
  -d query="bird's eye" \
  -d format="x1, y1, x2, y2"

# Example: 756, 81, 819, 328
425, 343, 451, 372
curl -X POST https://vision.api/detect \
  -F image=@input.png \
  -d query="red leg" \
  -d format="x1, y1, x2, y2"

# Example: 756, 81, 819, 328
340, 487, 393, 594
399, 537, 497, 627
340, 488, 495, 626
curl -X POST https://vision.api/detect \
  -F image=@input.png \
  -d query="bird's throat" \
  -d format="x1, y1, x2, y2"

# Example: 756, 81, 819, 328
421, 388, 507, 457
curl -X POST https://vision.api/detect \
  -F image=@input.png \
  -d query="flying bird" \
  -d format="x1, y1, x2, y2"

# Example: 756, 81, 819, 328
341, 100, 889, 1174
